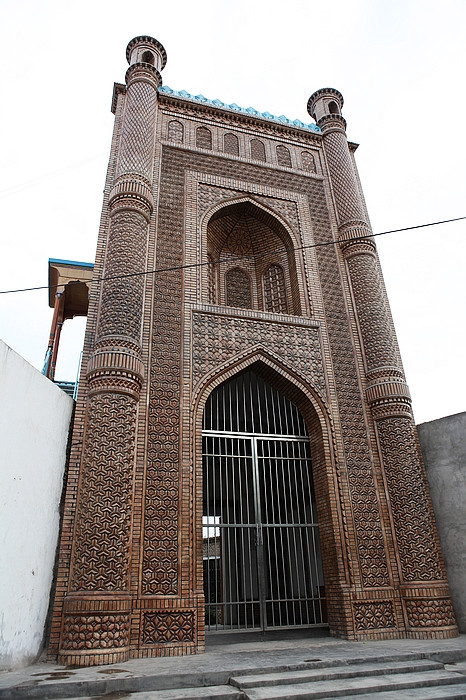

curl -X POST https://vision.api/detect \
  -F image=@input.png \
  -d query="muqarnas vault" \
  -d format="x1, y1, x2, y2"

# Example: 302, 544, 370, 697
49, 36, 457, 666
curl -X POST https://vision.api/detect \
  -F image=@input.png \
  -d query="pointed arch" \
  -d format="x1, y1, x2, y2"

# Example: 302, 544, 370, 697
250, 138, 266, 161
202, 196, 303, 315
192, 351, 348, 633
263, 263, 287, 313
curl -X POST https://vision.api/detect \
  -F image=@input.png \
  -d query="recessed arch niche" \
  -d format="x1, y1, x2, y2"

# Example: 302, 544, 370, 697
193, 356, 344, 634
205, 200, 302, 315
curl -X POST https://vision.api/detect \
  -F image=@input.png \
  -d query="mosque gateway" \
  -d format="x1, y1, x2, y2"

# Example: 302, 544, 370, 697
48, 36, 457, 666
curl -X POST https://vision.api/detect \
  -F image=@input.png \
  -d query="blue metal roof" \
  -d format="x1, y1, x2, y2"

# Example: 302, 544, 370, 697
159, 86, 321, 134
48, 258, 94, 268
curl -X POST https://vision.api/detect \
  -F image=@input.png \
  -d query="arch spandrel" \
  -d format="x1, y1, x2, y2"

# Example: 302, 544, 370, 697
191, 312, 327, 404
193, 346, 328, 423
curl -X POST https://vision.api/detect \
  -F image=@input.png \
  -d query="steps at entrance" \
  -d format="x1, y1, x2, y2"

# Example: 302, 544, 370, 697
68, 688, 243, 700
338, 690, 466, 699
230, 659, 466, 699
3, 650, 466, 699
230, 658, 445, 687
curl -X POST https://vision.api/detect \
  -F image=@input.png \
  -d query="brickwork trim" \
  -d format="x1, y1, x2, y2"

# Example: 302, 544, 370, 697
158, 94, 322, 144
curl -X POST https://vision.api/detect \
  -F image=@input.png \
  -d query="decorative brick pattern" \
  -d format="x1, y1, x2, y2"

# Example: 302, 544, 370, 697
347, 253, 399, 372
61, 614, 130, 650
224, 132, 239, 155
194, 160, 390, 589
117, 80, 158, 180
192, 311, 326, 399
406, 599, 456, 628
277, 144, 292, 167
207, 254, 217, 303
322, 129, 362, 224
196, 126, 212, 150
225, 267, 252, 308
142, 153, 184, 595
98, 210, 147, 339
377, 417, 444, 581
50, 41, 458, 666
250, 138, 266, 161
168, 120, 184, 143
301, 151, 316, 172
353, 601, 396, 630
263, 263, 288, 313
70, 393, 137, 591
311, 212, 390, 588
142, 611, 195, 643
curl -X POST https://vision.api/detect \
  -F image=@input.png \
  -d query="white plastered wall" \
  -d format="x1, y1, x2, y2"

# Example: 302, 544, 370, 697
0, 340, 73, 669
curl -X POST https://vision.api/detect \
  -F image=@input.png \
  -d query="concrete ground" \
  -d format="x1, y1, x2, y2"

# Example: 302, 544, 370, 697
1, 630, 466, 699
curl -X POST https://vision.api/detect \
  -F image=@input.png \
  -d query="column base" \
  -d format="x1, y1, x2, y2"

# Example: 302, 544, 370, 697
58, 593, 131, 667
401, 583, 458, 639
136, 596, 205, 658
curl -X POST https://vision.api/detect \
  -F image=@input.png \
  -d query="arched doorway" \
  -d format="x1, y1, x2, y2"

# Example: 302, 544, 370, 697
202, 369, 327, 632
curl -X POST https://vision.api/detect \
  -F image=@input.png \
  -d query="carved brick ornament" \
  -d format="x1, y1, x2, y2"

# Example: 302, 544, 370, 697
61, 614, 130, 650
70, 393, 136, 591
142, 611, 195, 644
353, 602, 396, 630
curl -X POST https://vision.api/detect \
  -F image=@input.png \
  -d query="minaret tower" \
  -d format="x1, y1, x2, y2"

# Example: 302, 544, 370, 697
308, 89, 457, 637
54, 37, 167, 666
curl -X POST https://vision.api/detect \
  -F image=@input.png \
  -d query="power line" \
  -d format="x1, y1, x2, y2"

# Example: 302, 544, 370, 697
0, 215, 464, 297
0, 153, 107, 200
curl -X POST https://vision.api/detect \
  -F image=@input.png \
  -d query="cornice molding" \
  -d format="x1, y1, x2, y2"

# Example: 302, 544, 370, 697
158, 86, 321, 141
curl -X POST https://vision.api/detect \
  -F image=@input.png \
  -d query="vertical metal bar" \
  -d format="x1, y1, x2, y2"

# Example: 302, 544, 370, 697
251, 436, 267, 632
241, 373, 247, 434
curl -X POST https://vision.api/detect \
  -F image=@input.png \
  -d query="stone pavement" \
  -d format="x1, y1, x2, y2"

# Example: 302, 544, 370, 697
1, 630, 466, 699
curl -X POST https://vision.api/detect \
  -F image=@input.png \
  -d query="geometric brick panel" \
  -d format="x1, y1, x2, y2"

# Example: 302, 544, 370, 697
406, 599, 456, 628
61, 614, 130, 650
142, 611, 195, 643
353, 601, 396, 630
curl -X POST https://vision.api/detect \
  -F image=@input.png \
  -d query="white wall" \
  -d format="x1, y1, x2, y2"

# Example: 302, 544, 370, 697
0, 341, 73, 670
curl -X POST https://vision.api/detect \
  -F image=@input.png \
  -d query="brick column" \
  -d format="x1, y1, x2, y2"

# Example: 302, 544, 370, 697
58, 37, 167, 666
308, 89, 457, 637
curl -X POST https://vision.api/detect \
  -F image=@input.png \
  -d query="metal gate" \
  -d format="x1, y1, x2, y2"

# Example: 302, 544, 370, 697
202, 371, 326, 632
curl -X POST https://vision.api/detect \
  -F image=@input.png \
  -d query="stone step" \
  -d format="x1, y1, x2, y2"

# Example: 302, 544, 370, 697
67, 687, 243, 700
230, 658, 444, 688
337, 687, 466, 699
3, 652, 466, 700
239, 669, 466, 699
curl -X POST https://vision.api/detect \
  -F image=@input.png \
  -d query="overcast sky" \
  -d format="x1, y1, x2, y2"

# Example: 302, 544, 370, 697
0, 0, 464, 424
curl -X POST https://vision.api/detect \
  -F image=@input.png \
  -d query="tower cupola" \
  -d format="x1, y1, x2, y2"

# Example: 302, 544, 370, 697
307, 88, 344, 124
126, 35, 167, 73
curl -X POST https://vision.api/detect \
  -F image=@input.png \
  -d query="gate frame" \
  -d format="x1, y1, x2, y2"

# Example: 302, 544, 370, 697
193, 351, 352, 638
202, 428, 327, 632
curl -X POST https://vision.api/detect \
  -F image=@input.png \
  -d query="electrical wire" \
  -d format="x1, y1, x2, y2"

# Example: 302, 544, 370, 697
0, 216, 464, 296
0, 153, 107, 200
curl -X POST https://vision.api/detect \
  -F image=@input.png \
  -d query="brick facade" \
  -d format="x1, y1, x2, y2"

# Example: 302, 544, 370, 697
48, 37, 457, 666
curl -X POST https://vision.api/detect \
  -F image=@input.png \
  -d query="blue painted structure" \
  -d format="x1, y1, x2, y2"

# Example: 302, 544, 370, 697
159, 86, 321, 133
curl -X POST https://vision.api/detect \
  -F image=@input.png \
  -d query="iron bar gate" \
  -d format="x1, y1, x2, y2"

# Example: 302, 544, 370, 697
202, 371, 326, 632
